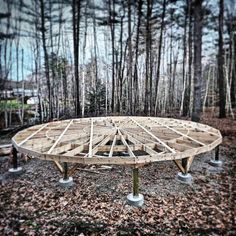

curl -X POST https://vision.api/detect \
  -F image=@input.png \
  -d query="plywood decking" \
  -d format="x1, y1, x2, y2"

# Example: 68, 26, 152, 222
12, 116, 222, 168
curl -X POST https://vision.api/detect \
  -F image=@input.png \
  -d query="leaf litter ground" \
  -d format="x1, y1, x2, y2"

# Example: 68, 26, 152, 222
0, 119, 235, 235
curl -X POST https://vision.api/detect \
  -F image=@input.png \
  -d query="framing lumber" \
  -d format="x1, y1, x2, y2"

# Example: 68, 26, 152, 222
129, 117, 176, 153
11, 116, 222, 168
18, 123, 48, 146
150, 118, 205, 146
88, 118, 94, 158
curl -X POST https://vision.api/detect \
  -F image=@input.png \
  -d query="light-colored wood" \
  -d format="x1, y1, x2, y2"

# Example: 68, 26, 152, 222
186, 156, 195, 172
18, 123, 48, 146
109, 135, 117, 157
173, 160, 185, 173
91, 135, 111, 154
46, 120, 73, 173
150, 117, 205, 146
12, 116, 222, 168
129, 117, 176, 153
47, 120, 73, 154
118, 128, 135, 158
88, 118, 94, 157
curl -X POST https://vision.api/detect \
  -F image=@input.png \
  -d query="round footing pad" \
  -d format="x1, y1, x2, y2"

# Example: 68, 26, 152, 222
59, 177, 74, 187
209, 160, 223, 167
177, 172, 192, 184
127, 193, 144, 207
8, 167, 23, 175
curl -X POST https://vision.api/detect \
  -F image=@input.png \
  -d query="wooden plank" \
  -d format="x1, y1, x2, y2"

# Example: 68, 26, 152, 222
92, 135, 111, 154
47, 120, 74, 154
118, 129, 136, 158
129, 117, 176, 153
166, 141, 192, 151
46, 120, 73, 173
54, 161, 64, 173
64, 144, 85, 156
109, 135, 117, 157
124, 132, 160, 156
150, 118, 205, 146
173, 160, 185, 173
18, 124, 48, 146
50, 143, 72, 155
123, 129, 166, 152
64, 135, 104, 156
186, 156, 195, 172
88, 118, 94, 158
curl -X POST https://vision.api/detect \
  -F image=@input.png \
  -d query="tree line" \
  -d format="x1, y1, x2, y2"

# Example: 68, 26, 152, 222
0, 0, 235, 127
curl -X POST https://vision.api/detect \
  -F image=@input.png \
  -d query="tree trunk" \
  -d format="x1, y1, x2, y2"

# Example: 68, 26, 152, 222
180, 0, 188, 116
155, 0, 166, 116
231, 35, 236, 107
40, 0, 52, 120
183, 0, 192, 116
133, 0, 142, 114
128, 0, 133, 115
218, 0, 226, 118
144, 0, 152, 115
191, 0, 203, 122
109, 0, 115, 113
72, 0, 81, 117
21, 49, 24, 125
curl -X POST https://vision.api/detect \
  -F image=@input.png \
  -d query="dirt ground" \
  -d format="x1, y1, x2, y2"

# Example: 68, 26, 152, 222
0, 118, 235, 235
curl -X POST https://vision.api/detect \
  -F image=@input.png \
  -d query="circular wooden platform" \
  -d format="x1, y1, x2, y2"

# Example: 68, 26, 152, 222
12, 116, 222, 166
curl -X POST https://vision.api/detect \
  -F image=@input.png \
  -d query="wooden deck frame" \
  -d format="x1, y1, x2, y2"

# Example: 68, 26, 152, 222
12, 117, 222, 174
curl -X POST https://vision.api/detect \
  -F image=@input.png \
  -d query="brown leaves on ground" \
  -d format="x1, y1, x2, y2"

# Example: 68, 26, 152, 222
1, 146, 235, 235
0, 117, 236, 235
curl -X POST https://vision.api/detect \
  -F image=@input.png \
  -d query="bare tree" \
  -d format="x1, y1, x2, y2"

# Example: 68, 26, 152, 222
218, 0, 226, 118
72, 0, 81, 117
191, 0, 203, 122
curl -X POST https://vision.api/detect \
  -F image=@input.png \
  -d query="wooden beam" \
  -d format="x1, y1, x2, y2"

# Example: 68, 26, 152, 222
47, 120, 74, 154
129, 117, 176, 153
88, 118, 94, 158
123, 129, 166, 152
64, 135, 104, 156
18, 124, 48, 146
50, 143, 72, 155
186, 156, 195, 172
46, 120, 73, 173
124, 131, 160, 156
150, 118, 205, 146
92, 135, 111, 154
118, 129, 136, 158
173, 159, 185, 173
109, 135, 116, 157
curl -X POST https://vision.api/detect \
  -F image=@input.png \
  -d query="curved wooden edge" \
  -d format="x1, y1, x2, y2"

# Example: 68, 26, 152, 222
12, 135, 222, 166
